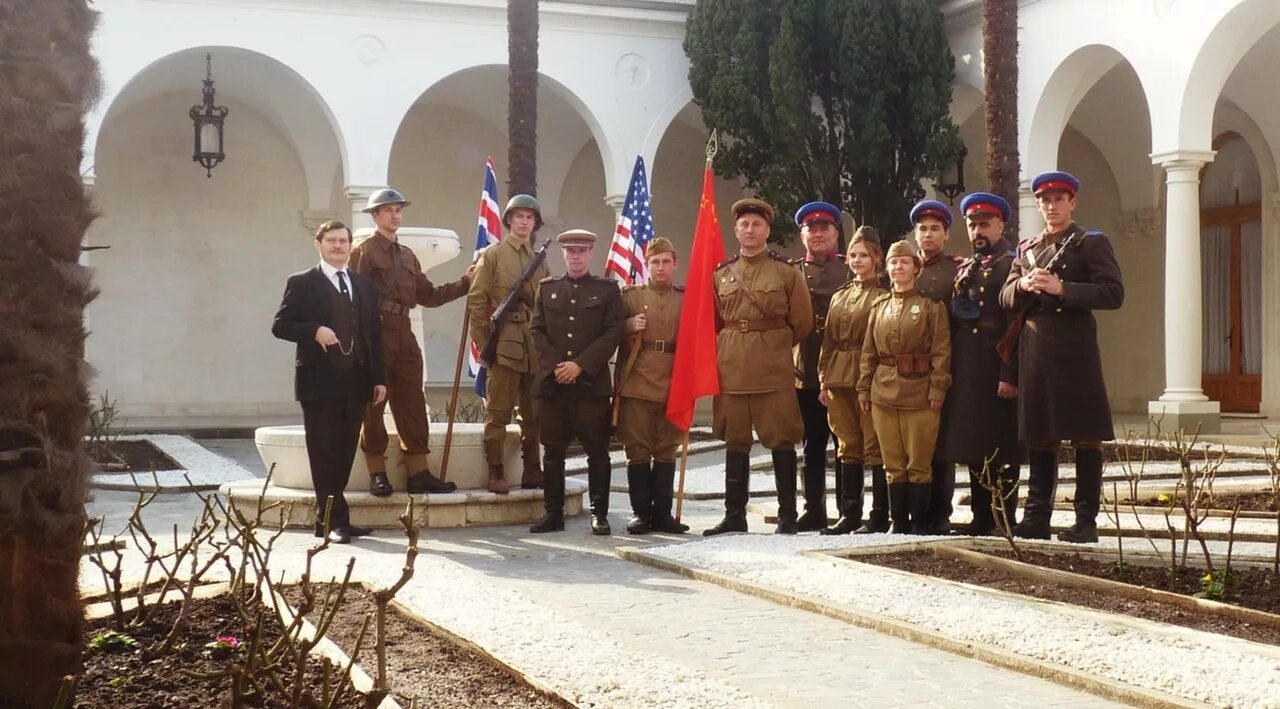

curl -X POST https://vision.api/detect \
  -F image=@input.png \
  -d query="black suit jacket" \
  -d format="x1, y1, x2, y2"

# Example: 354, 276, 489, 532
272, 265, 386, 402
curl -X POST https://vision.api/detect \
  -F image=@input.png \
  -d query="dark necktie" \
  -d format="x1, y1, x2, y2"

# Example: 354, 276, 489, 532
337, 271, 350, 301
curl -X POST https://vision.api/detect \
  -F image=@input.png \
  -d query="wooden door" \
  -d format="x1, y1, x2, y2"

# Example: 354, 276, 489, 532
1201, 203, 1262, 412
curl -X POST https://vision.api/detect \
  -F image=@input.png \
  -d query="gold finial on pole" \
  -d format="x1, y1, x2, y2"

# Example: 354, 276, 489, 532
705, 128, 719, 167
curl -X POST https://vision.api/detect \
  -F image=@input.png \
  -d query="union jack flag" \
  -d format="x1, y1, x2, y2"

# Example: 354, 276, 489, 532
606, 156, 654, 285
469, 157, 502, 396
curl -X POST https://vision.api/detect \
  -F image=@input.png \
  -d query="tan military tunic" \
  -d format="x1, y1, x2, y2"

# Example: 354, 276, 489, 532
617, 282, 683, 462
712, 250, 813, 451
819, 277, 886, 465
793, 255, 852, 389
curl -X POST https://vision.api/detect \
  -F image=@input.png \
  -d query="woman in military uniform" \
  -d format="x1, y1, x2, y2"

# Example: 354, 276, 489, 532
818, 233, 888, 535
858, 241, 951, 534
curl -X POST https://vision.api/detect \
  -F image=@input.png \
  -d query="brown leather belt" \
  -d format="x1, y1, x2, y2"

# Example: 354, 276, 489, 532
878, 353, 931, 376
380, 300, 410, 317
640, 339, 676, 354
733, 317, 788, 333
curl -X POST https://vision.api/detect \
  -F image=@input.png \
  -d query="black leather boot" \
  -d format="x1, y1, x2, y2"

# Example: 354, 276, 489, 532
773, 449, 799, 535
649, 461, 689, 533
822, 462, 864, 535
407, 469, 457, 494
587, 455, 612, 536
1059, 449, 1101, 543
928, 461, 956, 534
796, 457, 829, 532
957, 464, 997, 536
910, 482, 933, 535
704, 451, 750, 536
530, 456, 566, 533
520, 436, 543, 489
854, 465, 889, 533
626, 461, 652, 535
1013, 449, 1057, 540
368, 471, 393, 497
888, 482, 911, 534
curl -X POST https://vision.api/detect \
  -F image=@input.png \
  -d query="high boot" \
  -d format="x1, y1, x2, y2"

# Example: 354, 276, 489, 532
704, 451, 750, 536
773, 449, 799, 535
796, 456, 829, 532
520, 437, 543, 489
822, 462, 864, 535
587, 455, 612, 535
909, 482, 933, 535
1059, 449, 1101, 543
996, 465, 1021, 534
625, 461, 653, 534
888, 482, 911, 534
529, 457, 566, 533
957, 464, 996, 536
854, 465, 889, 534
649, 461, 689, 533
928, 461, 956, 534
485, 440, 509, 494
1013, 449, 1057, 540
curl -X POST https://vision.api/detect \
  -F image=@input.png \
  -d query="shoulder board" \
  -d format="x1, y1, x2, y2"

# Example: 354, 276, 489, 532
715, 254, 741, 269
1085, 230, 1105, 238
1017, 237, 1042, 253
948, 254, 965, 264
538, 275, 558, 284
958, 256, 975, 269
788, 256, 803, 265
871, 292, 893, 306
768, 250, 789, 263
832, 280, 858, 295
591, 275, 616, 285
620, 283, 639, 293
835, 253, 846, 261
673, 284, 685, 292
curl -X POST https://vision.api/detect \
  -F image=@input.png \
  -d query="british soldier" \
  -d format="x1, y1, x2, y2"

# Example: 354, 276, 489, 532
1000, 171, 1124, 543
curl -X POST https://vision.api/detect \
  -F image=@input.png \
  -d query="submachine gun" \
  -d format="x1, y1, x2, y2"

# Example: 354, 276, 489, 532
995, 229, 1085, 363
480, 237, 552, 367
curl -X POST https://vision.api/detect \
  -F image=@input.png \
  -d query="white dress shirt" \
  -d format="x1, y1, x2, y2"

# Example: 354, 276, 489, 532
318, 260, 354, 301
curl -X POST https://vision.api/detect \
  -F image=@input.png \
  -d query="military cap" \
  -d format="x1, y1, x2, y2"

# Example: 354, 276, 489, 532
851, 225, 881, 246
794, 201, 842, 228
885, 239, 923, 269
910, 199, 953, 228
363, 187, 409, 213
556, 229, 597, 248
960, 192, 1011, 222
645, 236, 676, 259
1032, 171, 1080, 196
731, 198, 775, 223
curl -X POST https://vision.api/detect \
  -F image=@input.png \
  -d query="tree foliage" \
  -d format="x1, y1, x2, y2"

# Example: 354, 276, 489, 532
685, 0, 964, 239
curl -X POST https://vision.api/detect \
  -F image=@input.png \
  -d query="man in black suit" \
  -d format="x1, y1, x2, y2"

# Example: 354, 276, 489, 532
272, 220, 387, 544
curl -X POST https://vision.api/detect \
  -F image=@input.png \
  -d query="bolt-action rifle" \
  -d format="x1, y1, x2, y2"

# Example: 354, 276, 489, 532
996, 229, 1084, 363
480, 237, 551, 367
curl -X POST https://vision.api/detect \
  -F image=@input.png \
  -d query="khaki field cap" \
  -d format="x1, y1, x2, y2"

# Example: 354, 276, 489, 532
645, 237, 676, 258
731, 198, 775, 224
556, 229, 598, 248
885, 239, 923, 269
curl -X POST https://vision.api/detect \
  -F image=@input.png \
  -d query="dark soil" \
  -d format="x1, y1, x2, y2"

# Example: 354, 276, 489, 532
862, 548, 1280, 646
92, 439, 183, 474
287, 585, 569, 709
1124, 491, 1279, 513
77, 591, 366, 708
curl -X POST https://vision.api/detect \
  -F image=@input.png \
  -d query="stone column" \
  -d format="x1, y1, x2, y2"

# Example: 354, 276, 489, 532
604, 194, 625, 222
1148, 150, 1220, 433
345, 184, 381, 231
1017, 179, 1040, 241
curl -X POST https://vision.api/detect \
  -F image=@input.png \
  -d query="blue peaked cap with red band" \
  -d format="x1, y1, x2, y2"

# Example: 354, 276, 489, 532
795, 201, 842, 227
960, 192, 1011, 222
1032, 171, 1080, 196
910, 199, 952, 227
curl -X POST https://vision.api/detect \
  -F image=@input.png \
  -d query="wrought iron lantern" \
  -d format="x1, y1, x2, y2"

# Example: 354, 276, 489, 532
189, 53, 228, 177
935, 148, 967, 204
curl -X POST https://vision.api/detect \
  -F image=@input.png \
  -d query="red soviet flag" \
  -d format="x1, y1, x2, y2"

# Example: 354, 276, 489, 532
666, 168, 726, 431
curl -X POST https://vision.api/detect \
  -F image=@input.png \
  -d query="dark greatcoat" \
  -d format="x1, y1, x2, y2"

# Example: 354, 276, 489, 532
937, 239, 1023, 466
999, 224, 1124, 442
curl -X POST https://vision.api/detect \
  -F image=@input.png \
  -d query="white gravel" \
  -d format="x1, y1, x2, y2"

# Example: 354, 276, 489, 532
642, 533, 1280, 708
92, 434, 254, 491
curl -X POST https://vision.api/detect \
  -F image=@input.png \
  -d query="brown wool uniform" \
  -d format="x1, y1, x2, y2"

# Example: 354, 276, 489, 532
820, 277, 887, 466
712, 250, 813, 451
858, 289, 951, 483
617, 282, 684, 463
793, 256, 853, 389
349, 232, 470, 473
466, 236, 550, 446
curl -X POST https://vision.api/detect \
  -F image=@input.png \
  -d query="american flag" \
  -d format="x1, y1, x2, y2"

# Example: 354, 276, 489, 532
606, 156, 654, 285
469, 157, 503, 397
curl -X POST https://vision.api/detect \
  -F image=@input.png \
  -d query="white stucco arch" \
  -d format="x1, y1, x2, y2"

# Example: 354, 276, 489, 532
1024, 44, 1128, 177
92, 46, 345, 211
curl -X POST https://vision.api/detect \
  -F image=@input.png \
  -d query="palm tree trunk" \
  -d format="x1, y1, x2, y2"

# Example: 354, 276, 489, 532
0, 1, 100, 705
982, 0, 1019, 236
508, 0, 539, 197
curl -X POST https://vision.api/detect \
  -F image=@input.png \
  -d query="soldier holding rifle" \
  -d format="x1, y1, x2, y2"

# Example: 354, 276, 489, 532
999, 171, 1124, 543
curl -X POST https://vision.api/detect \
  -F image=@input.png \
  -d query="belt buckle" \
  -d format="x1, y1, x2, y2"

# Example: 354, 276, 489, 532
737, 319, 749, 333
654, 339, 666, 352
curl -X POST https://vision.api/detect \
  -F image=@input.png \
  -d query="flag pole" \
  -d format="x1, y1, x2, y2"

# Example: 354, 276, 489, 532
675, 431, 690, 522
439, 317, 470, 482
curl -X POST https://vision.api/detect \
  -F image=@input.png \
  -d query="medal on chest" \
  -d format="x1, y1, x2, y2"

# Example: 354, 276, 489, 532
910, 303, 921, 322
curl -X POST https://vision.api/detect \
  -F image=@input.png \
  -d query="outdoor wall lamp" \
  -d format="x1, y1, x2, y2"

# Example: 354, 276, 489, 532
935, 148, 967, 204
190, 53, 228, 177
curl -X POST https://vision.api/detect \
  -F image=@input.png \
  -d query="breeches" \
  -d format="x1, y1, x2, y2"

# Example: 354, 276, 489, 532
872, 404, 939, 484
712, 390, 803, 452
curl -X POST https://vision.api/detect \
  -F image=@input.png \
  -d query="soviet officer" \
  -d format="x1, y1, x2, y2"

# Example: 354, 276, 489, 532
467, 194, 551, 495
911, 199, 963, 533
858, 240, 951, 534
704, 199, 813, 536
936, 193, 1023, 535
791, 201, 853, 532
616, 237, 689, 535
529, 229, 626, 535
1000, 171, 1124, 543
349, 188, 471, 496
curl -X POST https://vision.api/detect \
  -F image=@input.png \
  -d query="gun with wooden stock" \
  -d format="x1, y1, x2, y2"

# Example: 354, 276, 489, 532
996, 230, 1084, 364
480, 237, 551, 368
